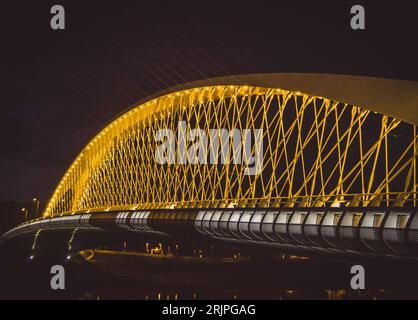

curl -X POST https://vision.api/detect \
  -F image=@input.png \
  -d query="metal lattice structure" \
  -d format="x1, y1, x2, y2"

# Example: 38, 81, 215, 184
44, 82, 418, 217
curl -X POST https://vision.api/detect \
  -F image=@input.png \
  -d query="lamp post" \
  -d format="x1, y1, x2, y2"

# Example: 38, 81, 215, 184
33, 198, 40, 217
21, 208, 28, 222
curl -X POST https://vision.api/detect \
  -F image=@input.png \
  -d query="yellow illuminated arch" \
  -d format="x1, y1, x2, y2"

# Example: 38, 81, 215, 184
44, 74, 418, 217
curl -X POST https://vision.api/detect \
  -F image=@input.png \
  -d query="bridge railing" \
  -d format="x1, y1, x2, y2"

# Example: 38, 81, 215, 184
44, 191, 417, 216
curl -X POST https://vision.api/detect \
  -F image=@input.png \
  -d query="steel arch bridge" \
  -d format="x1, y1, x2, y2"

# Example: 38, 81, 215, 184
45, 74, 418, 217
4, 74, 418, 261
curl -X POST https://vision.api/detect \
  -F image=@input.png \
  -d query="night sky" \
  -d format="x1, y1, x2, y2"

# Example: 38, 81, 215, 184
1, 1, 417, 205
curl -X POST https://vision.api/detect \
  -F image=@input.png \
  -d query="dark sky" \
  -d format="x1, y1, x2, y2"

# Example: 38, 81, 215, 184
0, 0, 417, 204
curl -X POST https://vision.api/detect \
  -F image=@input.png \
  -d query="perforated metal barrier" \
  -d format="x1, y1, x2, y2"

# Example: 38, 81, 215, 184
3, 208, 418, 260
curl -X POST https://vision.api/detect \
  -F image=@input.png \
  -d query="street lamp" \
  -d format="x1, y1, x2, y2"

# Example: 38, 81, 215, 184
33, 198, 40, 217
21, 208, 28, 222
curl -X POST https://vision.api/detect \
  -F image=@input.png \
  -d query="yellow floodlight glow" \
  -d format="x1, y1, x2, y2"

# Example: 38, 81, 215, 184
43, 83, 418, 217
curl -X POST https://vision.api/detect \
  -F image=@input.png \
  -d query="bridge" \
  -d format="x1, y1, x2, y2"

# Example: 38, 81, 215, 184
3, 73, 418, 261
